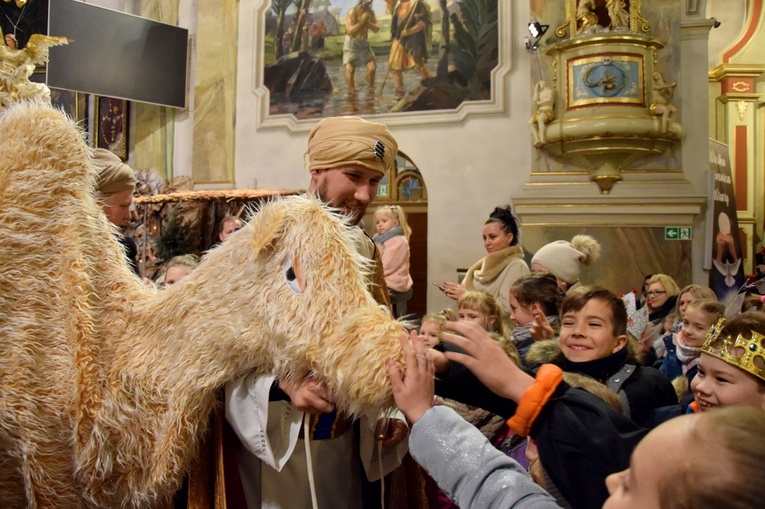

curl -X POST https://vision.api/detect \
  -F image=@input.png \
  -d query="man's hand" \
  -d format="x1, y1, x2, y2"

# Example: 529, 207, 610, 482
374, 417, 409, 448
279, 375, 334, 414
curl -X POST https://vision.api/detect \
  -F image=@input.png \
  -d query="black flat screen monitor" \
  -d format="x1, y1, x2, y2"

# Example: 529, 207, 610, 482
47, 0, 188, 108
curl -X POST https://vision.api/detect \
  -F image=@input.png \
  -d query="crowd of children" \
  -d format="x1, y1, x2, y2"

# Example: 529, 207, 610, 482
396, 288, 765, 509
392, 208, 765, 508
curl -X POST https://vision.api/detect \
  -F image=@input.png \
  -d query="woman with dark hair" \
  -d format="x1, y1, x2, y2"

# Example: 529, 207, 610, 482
438, 205, 529, 316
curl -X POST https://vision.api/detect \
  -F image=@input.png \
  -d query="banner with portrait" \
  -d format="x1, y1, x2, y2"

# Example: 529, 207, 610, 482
707, 139, 746, 304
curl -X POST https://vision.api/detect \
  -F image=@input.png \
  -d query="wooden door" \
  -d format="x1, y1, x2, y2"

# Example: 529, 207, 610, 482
406, 212, 427, 319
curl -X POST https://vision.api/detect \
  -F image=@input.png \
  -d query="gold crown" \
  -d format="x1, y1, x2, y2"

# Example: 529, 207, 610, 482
701, 317, 765, 382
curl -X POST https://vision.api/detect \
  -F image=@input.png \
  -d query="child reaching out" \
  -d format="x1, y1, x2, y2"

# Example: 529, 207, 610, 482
373, 205, 413, 317
507, 273, 564, 364
388, 312, 765, 509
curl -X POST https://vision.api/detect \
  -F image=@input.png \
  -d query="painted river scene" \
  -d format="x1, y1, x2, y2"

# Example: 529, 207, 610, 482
263, 0, 498, 119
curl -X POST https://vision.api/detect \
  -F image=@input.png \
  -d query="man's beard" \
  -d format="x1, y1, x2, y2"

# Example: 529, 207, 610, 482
316, 180, 365, 225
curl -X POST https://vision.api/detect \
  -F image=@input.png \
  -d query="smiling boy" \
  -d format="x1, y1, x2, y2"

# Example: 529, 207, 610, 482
532, 286, 677, 425
691, 312, 765, 412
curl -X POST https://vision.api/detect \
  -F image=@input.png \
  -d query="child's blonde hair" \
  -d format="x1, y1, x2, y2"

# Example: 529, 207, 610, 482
420, 309, 459, 343
685, 299, 725, 325
166, 254, 201, 272
457, 290, 508, 338
675, 284, 717, 315
374, 205, 412, 239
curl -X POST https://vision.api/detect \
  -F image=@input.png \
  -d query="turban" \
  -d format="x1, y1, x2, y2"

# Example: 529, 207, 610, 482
304, 116, 398, 175
92, 148, 136, 197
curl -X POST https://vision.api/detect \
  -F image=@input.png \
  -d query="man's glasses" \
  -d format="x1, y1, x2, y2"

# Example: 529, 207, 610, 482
646, 290, 667, 296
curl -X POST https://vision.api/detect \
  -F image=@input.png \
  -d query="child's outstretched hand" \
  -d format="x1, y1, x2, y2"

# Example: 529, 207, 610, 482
388, 330, 435, 424
441, 320, 533, 403
530, 305, 554, 341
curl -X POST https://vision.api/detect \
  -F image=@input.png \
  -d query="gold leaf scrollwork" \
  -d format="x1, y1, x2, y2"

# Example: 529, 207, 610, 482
629, 0, 651, 32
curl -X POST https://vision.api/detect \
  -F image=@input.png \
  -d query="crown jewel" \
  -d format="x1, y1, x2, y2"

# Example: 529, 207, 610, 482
701, 317, 765, 381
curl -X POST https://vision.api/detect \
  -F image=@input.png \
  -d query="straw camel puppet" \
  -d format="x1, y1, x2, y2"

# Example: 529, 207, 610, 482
0, 102, 405, 508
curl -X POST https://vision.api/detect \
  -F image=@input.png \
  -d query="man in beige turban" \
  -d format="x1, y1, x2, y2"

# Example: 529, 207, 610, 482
304, 115, 397, 226
92, 148, 139, 275
225, 116, 419, 509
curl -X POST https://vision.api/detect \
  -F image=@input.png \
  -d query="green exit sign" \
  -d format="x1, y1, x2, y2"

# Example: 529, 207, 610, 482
665, 227, 692, 240
377, 184, 388, 197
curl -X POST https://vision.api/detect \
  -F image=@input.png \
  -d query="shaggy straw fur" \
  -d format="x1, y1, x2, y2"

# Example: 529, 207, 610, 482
0, 103, 405, 508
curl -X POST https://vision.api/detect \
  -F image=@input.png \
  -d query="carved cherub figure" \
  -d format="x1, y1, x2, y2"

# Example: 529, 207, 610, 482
529, 80, 555, 145
649, 71, 678, 133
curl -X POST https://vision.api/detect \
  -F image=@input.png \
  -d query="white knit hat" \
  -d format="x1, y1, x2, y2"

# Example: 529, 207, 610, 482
531, 235, 601, 284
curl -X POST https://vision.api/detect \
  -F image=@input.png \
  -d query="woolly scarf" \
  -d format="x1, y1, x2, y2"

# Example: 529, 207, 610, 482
648, 295, 677, 325
512, 322, 534, 345
674, 333, 701, 373
466, 246, 524, 286
372, 225, 404, 245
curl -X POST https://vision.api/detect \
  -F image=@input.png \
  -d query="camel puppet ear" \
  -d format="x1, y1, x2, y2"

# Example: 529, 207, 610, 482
248, 201, 288, 253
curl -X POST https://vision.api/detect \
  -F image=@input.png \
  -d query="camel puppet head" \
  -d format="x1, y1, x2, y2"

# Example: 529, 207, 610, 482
0, 102, 405, 507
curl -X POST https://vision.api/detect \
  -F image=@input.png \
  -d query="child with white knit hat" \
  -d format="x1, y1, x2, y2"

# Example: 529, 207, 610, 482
531, 235, 601, 292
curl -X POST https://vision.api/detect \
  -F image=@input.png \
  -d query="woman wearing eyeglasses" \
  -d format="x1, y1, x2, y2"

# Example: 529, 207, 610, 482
645, 274, 681, 327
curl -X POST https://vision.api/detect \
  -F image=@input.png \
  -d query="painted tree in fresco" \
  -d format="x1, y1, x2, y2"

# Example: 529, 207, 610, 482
450, 0, 498, 91
437, 0, 450, 79
290, 0, 313, 53
392, 0, 498, 113
272, 0, 294, 59
311, 0, 331, 12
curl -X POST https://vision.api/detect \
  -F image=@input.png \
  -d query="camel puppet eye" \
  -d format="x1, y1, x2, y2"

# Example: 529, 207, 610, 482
283, 257, 302, 295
